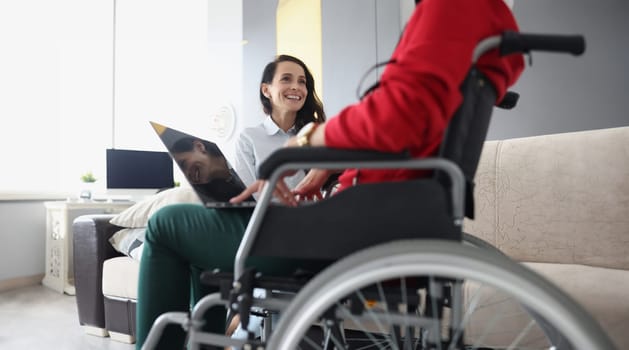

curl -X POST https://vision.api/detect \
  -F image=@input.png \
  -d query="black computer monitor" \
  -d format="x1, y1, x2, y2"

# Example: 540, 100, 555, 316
106, 148, 174, 191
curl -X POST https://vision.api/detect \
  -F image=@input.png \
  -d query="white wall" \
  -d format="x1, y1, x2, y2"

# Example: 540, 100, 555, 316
242, 0, 277, 130
490, 0, 629, 139
321, 0, 402, 117
0, 202, 47, 283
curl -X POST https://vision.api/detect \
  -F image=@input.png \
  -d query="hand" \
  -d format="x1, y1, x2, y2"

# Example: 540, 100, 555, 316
230, 179, 298, 207
292, 169, 332, 201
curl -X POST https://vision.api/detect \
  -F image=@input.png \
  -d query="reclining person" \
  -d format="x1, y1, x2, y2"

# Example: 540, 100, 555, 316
136, 0, 524, 349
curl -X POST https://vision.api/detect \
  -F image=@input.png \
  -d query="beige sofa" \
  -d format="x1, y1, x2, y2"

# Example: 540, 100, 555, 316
74, 126, 629, 347
464, 126, 629, 349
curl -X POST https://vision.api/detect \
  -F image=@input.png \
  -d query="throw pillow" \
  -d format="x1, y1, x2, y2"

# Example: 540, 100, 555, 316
109, 228, 146, 260
109, 186, 201, 228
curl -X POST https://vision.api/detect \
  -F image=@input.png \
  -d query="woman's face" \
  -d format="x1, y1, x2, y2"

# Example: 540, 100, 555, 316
262, 61, 308, 115
173, 140, 229, 184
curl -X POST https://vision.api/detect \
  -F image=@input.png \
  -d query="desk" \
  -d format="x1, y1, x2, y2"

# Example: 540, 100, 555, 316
42, 201, 134, 295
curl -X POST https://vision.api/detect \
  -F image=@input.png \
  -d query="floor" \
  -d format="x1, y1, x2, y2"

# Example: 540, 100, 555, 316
0, 284, 134, 350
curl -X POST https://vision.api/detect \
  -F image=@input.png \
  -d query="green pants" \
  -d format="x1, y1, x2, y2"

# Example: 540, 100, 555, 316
136, 203, 325, 349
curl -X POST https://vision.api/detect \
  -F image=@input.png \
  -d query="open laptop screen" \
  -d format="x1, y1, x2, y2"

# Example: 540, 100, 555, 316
150, 121, 255, 208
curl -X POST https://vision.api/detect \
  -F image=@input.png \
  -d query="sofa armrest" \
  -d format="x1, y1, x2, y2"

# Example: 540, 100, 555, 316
73, 214, 124, 330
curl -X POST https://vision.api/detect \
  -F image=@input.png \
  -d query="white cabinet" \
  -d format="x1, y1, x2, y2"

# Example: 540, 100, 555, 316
42, 201, 134, 295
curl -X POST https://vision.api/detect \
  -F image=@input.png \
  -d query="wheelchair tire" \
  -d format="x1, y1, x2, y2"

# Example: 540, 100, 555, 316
267, 239, 614, 350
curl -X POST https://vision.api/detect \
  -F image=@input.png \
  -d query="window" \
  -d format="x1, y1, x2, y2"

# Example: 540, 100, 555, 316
0, 1, 112, 195
0, 0, 242, 197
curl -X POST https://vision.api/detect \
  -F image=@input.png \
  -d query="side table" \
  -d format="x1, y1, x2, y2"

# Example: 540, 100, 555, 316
42, 200, 134, 295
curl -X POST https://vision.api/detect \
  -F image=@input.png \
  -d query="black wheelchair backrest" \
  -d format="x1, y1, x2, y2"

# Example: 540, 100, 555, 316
436, 68, 498, 219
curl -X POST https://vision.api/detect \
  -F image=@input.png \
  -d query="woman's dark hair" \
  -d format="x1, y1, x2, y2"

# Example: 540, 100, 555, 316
260, 54, 326, 130
172, 137, 222, 157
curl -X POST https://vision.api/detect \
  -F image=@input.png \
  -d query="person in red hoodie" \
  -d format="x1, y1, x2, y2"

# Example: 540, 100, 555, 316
234, 0, 524, 203
138, 1, 525, 349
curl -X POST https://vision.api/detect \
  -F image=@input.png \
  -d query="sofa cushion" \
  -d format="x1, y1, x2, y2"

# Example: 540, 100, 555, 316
107, 186, 202, 261
109, 228, 146, 261
526, 262, 629, 350
465, 127, 629, 270
109, 186, 201, 228
102, 256, 140, 300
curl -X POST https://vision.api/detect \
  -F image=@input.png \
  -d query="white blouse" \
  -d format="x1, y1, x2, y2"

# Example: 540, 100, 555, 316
234, 116, 306, 190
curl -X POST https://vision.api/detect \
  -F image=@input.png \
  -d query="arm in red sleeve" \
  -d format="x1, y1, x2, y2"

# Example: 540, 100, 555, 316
325, 0, 524, 156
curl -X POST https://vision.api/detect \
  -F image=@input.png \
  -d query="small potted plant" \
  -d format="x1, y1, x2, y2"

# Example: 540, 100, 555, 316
79, 172, 97, 200
80, 172, 97, 184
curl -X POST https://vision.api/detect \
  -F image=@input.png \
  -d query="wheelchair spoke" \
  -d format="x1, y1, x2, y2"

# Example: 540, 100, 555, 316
506, 319, 536, 350
354, 290, 391, 336
323, 324, 347, 349
398, 277, 417, 350
337, 302, 394, 349
462, 284, 562, 350
467, 286, 511, 349
448, 282, 484, 349
300, 334, 324, 350
428, 276, 443, 350
376, 282, 401, 348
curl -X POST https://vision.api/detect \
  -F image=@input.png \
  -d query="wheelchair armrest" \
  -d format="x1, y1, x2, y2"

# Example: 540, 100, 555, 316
255, 148, 465, 225
257, 147, 410, 179
258, 147, 465, 212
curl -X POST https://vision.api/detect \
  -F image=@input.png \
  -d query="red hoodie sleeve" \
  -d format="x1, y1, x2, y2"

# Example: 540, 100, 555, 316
325, 0, 524, 156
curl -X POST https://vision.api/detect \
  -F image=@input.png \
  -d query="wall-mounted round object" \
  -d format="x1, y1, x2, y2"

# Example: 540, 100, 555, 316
208, 104, 236, 142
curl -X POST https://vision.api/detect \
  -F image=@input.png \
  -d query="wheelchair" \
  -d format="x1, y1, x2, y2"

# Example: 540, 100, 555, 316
142, 31, 616, 350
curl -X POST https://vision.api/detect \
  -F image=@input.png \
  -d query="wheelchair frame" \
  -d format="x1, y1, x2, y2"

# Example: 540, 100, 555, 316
142, 32, 616, 350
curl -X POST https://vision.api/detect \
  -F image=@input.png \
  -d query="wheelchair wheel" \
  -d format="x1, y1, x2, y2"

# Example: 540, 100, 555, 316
461, 232, 508, 257
267, 240, 614, 350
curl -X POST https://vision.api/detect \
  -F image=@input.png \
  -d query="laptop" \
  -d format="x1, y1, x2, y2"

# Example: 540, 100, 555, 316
150, 121, 257, 208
